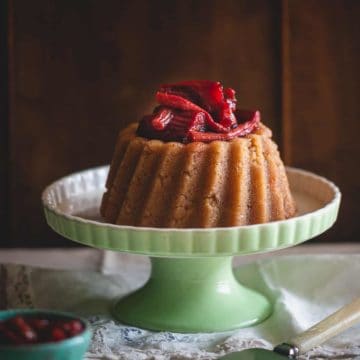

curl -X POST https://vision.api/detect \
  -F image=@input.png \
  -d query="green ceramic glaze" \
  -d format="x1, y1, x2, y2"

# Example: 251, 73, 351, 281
0, 309, 91, 360
113, 257, 271, 332
42, 166, 341, 257
41, 166, 341, 332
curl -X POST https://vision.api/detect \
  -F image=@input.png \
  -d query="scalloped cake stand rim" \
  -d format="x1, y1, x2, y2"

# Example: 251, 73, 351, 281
42, 166, 341, 257
42, 166, 341, 332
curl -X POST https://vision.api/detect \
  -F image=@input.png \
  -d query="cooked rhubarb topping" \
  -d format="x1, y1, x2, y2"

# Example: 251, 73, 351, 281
137, 80, 260, 143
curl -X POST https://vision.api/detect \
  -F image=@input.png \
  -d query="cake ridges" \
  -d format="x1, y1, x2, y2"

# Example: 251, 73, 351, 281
263, 138, 286, 220
223, 139, 250, 226
101, 123, 296, 228
102, 137, 145, 222
116, 140, 164, 225
166, 142, 209, 227
248, 135, 269, 223
106, 123, 138, 189
138, 142, 183, 227
200, 141, 230, 227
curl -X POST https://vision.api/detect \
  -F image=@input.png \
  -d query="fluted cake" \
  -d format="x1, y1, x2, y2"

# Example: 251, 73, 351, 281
101, 80, 296, 227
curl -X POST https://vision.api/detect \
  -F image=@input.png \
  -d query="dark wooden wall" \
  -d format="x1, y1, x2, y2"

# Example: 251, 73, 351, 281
1, 0, 359, 247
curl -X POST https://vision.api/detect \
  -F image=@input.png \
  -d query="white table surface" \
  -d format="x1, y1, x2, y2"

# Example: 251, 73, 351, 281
1, 244, 359, 360
0, 243, 359, 271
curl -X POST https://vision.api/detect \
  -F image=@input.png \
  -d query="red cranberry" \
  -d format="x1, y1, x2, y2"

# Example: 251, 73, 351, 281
0, 315, 84, 345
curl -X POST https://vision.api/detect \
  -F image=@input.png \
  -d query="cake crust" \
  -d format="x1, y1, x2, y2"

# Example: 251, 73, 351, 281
101, 122, 296, 228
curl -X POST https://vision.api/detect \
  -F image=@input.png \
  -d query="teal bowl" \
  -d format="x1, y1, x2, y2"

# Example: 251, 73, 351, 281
0, 309, 91, 360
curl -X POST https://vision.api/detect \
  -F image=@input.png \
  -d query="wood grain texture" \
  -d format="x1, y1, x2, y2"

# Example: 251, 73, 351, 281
7, 0, 282, 246
3, 0, 359, 246
281, 0, 291, 164
0, 0, 10, 247
286, 0, 360, 243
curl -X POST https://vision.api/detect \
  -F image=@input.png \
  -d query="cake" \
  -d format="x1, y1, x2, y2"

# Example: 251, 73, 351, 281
100, 80, 296, 227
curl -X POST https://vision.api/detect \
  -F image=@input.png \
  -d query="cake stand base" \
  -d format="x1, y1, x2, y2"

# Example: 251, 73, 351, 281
113, 257, 271, 333
43, 166, 340, 332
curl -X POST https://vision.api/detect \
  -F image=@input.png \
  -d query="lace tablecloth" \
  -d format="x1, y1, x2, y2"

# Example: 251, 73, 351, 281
1, 249, 360, 359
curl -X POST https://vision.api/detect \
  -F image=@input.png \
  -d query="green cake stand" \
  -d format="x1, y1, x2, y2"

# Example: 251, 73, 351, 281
42, 166, 340, 333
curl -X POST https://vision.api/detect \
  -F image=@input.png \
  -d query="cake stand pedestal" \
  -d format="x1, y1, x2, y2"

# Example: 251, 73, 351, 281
114, 257, 270, 332
42, 166, 340, 333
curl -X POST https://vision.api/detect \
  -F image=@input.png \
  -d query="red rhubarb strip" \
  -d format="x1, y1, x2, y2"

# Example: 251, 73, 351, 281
151, 108, 173, 130
156, 92, 204, 112
160, 80, 224, 112
189, 110, 260, 142
137, 81, 261, 143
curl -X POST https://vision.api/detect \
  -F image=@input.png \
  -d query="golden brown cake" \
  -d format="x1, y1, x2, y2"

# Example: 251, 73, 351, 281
101, 81, 296, 227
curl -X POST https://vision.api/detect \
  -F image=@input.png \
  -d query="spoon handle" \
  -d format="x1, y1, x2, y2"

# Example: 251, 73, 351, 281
288, 297, 360, 355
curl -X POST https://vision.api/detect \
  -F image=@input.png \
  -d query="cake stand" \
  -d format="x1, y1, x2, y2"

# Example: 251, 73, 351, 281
42, 166, 340, 333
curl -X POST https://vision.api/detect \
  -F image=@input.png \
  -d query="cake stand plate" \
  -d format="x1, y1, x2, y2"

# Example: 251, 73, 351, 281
42, 166, 340, 332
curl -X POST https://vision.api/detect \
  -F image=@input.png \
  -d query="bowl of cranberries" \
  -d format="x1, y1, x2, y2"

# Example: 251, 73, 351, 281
0, 309, 91, 360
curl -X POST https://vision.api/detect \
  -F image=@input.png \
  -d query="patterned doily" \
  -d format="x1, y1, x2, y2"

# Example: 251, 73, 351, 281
1, 254, 360, 360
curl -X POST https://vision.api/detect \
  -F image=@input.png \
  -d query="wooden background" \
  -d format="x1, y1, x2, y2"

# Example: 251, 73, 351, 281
1, 0, 359, 247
